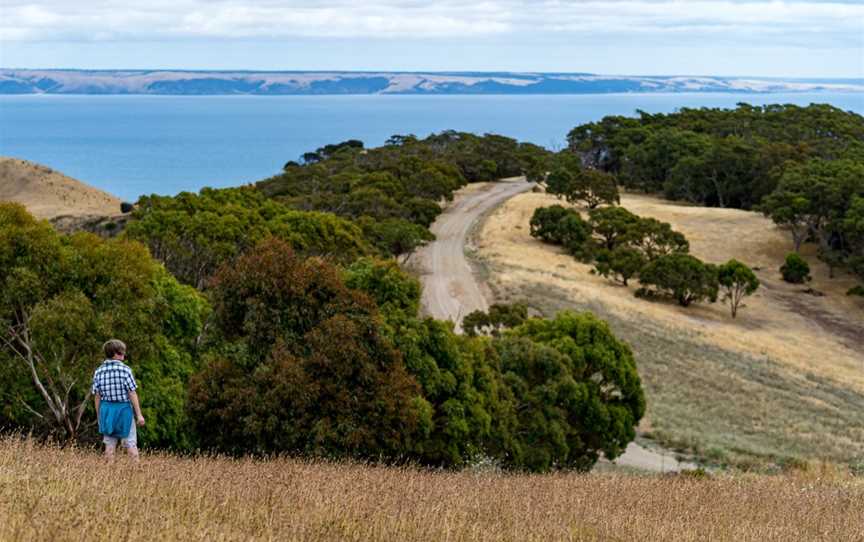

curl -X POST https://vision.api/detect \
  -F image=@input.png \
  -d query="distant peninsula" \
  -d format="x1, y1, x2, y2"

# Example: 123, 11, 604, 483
2, 69, 862, 96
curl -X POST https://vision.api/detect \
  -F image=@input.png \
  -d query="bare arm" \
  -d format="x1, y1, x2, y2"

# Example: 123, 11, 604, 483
94, 393, 101, 424
128, 390, 145, 426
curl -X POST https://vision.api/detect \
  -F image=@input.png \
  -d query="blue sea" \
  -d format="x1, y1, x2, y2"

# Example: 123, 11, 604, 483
1, 92, 862, 201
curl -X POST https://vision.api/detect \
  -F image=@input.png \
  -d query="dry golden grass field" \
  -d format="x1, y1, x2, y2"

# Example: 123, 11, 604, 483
1, 438, 863, 541
0, 157, 121, 219
473, 190, 864, 469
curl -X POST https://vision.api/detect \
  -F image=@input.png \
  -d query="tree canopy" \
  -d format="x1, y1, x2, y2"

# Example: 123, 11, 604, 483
717, 259, 760, 318
503, 311, 645, 470
529, 205, 593, 257
463, 303, 529, 337
258, 131, 551, 228
0, 203, 208, 447
341, 260, 645, 471
565, 103, 864, 290
125, 188, 374, 288
545, 154, 620, 209
761, 159, 864, 284
188, 239, 422, 457
568, 104, 864, 210
636, 253, 719, 307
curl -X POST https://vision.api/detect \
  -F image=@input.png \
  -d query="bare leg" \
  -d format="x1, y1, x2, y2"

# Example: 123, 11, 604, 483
104, 443, 117, 461
126, 445, 140, 463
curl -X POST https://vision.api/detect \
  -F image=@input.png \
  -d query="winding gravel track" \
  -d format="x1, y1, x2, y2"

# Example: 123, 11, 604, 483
411, 179, 533, 329
410, 179, 697, 473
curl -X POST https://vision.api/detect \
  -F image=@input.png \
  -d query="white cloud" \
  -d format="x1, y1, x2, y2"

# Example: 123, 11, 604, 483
1, 1, 511, 40
1, 0, 862, 43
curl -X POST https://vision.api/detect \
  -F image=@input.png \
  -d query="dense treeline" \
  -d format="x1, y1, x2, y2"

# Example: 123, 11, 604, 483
760, 159, 864, 289
126, 132, 550, 288
125, 188, 375, 288
189, 247, 644, 471
190, 246, 644, 470
258, 131, 549, 226
1, 200, 644, 471
568, 104, 863, 209
565, 104, 864, 288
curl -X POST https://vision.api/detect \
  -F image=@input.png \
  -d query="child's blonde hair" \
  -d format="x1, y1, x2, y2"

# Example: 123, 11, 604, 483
103, 339, 126, 359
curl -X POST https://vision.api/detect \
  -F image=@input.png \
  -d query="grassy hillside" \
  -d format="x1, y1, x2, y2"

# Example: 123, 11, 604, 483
1, 438, 862, 541
473, 190, 864, 469
0, 157, 121, 219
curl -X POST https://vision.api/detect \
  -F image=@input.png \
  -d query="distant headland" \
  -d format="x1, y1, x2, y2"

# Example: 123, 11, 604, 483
2, 69, 862, 96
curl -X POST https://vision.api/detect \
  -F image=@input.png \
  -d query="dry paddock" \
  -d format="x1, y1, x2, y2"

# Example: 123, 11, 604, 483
473, 190, 864, 466
0, 439, 862, 541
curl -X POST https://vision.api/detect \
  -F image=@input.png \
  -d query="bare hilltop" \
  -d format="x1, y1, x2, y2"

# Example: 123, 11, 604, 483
0, 157, 122, 219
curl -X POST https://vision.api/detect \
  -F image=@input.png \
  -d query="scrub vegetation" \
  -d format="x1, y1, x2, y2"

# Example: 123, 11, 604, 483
0, 131, 642, 473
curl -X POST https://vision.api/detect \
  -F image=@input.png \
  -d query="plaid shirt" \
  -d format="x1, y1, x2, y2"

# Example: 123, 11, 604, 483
91, 360, 137, 403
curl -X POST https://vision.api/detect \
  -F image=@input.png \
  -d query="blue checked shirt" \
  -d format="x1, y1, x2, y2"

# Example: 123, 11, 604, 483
91, 360, 137, 403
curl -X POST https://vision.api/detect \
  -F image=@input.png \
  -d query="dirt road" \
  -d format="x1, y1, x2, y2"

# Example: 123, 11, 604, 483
411, 180, 697, 473
410, 179, 534, 329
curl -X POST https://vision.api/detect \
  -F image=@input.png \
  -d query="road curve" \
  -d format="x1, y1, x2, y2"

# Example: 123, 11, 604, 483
410, 178, 533, 330
410, 179, 698, 473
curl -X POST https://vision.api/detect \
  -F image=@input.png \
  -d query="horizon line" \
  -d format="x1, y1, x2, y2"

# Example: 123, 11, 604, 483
3, 68, 863, 82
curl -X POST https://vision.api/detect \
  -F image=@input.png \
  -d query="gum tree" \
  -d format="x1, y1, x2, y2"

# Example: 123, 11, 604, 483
0, 203, 207, 445
636, 253, 719, 307
717, 259, 760, 318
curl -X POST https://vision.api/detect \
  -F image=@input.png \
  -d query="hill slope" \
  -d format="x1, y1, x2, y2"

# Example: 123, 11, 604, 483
474, 190, 864, 468
0, 157, 121, 219
2, 438, 861, 541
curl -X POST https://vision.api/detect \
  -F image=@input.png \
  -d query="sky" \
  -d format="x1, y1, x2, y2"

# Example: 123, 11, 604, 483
1, 1, 862, 78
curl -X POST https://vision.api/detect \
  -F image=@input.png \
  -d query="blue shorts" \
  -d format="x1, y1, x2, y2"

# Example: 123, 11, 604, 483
103, 419, 137, 449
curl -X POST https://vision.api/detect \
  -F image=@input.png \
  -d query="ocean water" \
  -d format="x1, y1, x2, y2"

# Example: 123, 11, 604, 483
1, 92, 862, 201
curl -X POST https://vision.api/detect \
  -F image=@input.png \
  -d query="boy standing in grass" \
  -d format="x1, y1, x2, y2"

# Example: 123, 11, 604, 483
92, 339, 146, 460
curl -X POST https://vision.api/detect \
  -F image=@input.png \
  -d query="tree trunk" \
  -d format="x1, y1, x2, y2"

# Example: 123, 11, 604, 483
791, 226, 806, 252
710, 169, 726, 208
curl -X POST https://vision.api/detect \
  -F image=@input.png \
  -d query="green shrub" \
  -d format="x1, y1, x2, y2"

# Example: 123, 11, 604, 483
568, 169, 620, 209
847, 285, 864, 297
636, 253, 719, 306
345, 263, 645, 472
529, 206, 592, 247
126, 188, 373, 288
544, 156, 620, 209
357, 217, 435, 260
780, 253, 811, 284
345, 262, 517, 468
463, 303, 529, 337
343, 257, 421, 317
588, 207, 641, 251
545, 167, 575, 200
625, 217, 690, 261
